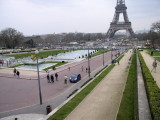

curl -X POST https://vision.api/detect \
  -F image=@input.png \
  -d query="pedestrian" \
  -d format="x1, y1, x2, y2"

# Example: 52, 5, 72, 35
86, 67, 88, 73
16, 70, 20, 78
118, 51, 120, 56
47, 74, 50, 83
151, 51, 153, 56
51, 74, 54, 83
117, 60, 120, 65
13, 68, 17, 76
55, 73, 58, 81
111, 60, 114, 64
68, 67, 70, 71
111, 53, 113, 60
82, 66, 84, 72
64, 75, 68, 84
88, 67, 90, 73
151, 59, 157, 72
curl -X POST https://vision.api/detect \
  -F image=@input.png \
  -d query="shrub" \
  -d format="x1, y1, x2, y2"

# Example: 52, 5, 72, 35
138, 52, 160, 120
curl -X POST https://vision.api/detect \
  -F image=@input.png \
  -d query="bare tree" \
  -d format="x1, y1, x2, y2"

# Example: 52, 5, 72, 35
146, 31, 159, 49
0, 28, 24, 49
151, 20, 160, 34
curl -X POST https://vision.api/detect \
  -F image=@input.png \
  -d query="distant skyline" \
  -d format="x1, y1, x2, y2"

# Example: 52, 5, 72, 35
0, 0, 160, 36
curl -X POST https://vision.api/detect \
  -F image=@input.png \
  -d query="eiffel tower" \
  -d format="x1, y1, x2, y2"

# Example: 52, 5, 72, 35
106, 0, 134, 38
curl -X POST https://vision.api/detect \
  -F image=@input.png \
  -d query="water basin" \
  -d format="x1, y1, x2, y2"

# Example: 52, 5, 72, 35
48, 50, 95, 60
17, 63, 56, 71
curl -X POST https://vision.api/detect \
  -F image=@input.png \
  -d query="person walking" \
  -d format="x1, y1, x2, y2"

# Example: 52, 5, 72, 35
51, 74, 54, 83
64, 75, 68, 84
82, 66, 84, 72
68, 67, 70, 71
151, 51, 153, 56
55, 73, 58, 81
151, 59, 157, 72
13, 68, 17, 76
47, 74, 50, 83
86, 67, 88, 73
16, 70, 20, 78
116, 60, 120, 65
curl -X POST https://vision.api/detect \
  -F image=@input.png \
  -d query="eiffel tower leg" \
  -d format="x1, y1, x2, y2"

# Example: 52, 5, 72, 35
107, 27, 118, 38
128, 28, 134, 37
106, 28, 112, 38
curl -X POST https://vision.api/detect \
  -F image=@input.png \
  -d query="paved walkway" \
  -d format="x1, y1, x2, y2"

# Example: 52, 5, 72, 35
0, 114, 45, 120
0, 51, 120, 119
137, 54, 152, 120
141, 51, 160, 88
65, 50, 132, 120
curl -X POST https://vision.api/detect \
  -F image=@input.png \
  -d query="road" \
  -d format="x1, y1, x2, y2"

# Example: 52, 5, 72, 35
0, 50, 121, 117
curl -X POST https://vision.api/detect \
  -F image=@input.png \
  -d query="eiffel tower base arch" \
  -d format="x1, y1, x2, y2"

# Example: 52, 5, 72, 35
107, 23, 134, 38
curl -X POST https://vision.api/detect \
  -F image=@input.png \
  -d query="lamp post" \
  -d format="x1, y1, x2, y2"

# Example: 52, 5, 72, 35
35, 50, 42, 105
111, 50, 113, 63
103, 39, 105, 66
87, 45, 90, 78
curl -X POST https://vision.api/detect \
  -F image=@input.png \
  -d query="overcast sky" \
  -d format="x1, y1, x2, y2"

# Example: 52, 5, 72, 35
0, 0, 160, 36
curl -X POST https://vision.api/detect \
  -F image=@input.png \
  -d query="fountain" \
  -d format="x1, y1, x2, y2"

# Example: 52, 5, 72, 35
3, 50, 96, 71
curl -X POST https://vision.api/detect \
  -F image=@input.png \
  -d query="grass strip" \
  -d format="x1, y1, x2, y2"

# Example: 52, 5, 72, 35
9, 61, 67, 71
43, 62, 67, 71
7, 50, 70, 59
90, 49, 110, 57
145, 49, 160, 62
117, 50, 137, 120
9, 64, 23, 68
146, 49, 160, 57
138, 51, 160, 120
116, 55, 124, 62
48, 64, 115, 120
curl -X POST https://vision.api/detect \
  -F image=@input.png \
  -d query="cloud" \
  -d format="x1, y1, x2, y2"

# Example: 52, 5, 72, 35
0, 0, 160, 35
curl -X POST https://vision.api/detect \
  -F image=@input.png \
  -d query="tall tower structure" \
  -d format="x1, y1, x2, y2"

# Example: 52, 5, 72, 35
106, 0, 134, 38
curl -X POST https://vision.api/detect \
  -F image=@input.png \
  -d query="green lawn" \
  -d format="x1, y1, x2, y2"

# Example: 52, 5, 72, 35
117, 50, 137, 120
43, 61, 67, 71
9, 61, 67, 71
7, 49, 70, 59
90, 49, 110, 57
7, 49, 111, 60
141, 48, 160, 62
146, 49, 160, 56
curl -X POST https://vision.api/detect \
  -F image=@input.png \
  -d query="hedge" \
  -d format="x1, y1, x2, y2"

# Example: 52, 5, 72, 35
138, 51, 160, 120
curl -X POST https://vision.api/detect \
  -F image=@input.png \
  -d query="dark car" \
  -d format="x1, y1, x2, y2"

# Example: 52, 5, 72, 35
69, 74, 81, 83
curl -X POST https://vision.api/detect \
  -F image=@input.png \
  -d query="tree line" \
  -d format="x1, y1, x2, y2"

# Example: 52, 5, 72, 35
0, 28, 24, 49
135, 20, 160, 48
0, 20, 160, 49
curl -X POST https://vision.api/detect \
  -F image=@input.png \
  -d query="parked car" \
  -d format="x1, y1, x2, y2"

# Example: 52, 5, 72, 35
69, 74, 81, 83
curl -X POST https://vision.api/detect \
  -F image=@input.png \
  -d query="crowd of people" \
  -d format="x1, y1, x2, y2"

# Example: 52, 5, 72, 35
46, 65, 89, 85
47, 73, 58, 83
